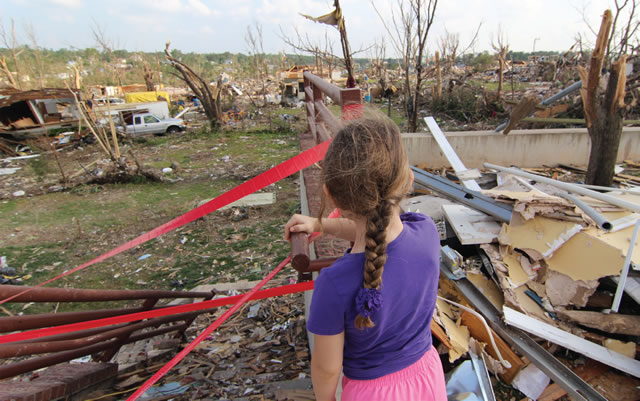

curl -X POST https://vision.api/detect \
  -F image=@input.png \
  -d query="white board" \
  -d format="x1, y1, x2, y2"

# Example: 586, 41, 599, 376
424, 116, 482, 191
442, 204, 501, 245
503, 306, 640, 378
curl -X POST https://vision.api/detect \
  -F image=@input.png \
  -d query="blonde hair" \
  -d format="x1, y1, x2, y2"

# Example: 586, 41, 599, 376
320, 117, 411, 329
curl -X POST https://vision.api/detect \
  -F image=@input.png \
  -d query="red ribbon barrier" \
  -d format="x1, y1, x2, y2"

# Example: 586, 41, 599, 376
127, 256, 292, 400
0, 280, 315, 344
0, 139, 331, 305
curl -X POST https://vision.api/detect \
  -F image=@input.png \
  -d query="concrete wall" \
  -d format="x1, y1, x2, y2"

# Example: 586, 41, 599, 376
402, 127, 640, 168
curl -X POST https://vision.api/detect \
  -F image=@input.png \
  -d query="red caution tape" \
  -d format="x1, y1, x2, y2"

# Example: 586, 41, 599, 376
0, 139, 331, 305
127, 256, 292, 400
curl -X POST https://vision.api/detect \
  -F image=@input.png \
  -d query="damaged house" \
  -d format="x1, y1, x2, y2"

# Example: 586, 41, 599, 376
0, 88, 81, 140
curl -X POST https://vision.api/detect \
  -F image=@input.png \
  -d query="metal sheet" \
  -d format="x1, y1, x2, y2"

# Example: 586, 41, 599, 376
411, 166, 513, 223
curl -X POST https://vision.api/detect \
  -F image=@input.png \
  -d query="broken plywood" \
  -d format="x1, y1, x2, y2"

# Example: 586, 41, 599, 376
442, 204, 501, 245
435, 298, 469, 363
499, 214, 583, 259
545, 270, 599, 307
501, 251, 533, 288
547, 230, 628, 281
604, 339, 636, 359
467, 271, 504, 310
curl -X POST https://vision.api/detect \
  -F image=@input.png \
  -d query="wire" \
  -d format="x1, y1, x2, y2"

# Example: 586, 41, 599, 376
437, 295, 512, 369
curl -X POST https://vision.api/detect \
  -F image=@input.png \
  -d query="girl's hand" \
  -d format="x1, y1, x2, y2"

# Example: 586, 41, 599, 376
284, 214, 320, 240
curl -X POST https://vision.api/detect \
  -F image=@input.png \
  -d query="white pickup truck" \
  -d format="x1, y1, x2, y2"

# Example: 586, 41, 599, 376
121, 112, 186, 135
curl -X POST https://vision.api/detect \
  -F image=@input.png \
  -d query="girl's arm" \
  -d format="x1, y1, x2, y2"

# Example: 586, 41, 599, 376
284, 214, 357, 242
311, 332, 344, 401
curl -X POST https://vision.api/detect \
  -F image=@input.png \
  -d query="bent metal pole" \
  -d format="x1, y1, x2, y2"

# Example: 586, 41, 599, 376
483, 163, 640, 214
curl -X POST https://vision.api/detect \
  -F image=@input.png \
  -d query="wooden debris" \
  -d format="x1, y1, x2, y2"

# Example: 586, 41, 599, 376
503, 306, 640, 378
588, 369, 640, 401
556, 309, 640, 336
538, 360, 608, 401
503, 96, 541, 135
460, 310, 524, 383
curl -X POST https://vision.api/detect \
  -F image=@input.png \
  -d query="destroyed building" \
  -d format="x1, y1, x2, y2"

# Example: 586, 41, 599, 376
0, 88, 80, 139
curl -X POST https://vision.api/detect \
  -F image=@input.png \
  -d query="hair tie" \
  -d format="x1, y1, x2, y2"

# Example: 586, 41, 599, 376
355, 287, 383, 318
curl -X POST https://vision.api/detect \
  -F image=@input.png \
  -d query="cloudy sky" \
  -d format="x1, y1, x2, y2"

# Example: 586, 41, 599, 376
3, 0, 620, 56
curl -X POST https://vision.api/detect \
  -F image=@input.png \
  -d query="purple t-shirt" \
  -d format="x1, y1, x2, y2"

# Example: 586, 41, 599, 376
307, 212, 440, 380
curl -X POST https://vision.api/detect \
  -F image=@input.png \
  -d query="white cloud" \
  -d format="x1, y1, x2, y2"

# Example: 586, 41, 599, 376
49, 0, 82, 8
51, 13, 75, 23
143, 0, 183, 13
200, 26, 215, 34
139, 0, 220, 16
188, 0, 220, 16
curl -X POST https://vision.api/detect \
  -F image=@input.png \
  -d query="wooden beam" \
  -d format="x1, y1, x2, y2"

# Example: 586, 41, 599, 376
503, 306, 640, 378
556, 309, 640, 336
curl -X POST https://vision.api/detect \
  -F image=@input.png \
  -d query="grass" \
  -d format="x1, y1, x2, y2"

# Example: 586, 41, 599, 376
0, 124, 301, 316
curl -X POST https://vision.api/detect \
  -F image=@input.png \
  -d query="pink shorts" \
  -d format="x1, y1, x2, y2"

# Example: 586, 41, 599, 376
341, 346, 447, 401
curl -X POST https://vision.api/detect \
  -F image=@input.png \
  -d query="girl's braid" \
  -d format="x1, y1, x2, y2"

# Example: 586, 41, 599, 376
354, 198, 396, 329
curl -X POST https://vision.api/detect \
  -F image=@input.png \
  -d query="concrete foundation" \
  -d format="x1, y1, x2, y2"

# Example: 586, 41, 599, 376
402, 126, 640, 168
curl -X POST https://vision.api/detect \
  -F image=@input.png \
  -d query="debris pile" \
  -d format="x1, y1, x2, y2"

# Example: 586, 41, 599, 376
404, 118, 640, 401
88, 279, 312, 401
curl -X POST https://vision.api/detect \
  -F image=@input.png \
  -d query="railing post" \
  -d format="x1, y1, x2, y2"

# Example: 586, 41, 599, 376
313, 79, 326, 143
175, 291, 215, 339
95, 297, 158, 362
304, 74, 317, 142
340, 88, 362, 121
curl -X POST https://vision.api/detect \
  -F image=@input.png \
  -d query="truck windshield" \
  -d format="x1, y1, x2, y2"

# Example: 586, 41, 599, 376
144, 115, 160, 124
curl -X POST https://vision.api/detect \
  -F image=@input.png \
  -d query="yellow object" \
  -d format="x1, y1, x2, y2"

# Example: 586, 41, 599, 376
124, 91, 171, 106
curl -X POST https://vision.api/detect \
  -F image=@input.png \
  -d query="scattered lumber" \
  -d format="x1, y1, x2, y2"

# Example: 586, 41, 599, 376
556, 309, 640, 336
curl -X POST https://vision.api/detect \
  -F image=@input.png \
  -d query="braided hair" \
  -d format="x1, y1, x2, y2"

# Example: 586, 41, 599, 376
320, 118, 411, 329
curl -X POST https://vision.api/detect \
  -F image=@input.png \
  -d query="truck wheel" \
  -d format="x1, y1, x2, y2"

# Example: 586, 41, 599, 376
167, 126, 180, 134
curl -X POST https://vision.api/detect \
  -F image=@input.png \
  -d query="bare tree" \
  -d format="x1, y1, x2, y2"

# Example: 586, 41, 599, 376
606, 0, 640, 60
139, 55, 156, 91
165, 41, 223, 128
91, 21, 123, 87
373, 0, 439, 132
24, 23, 44, 89
245, 22, 268, 104
439, 29, 459, 70
280, 26, 339, 78
579, 8, 638, 186
491, 26, 509, 100
369, 38, 388, 91
0, 18, 23, 89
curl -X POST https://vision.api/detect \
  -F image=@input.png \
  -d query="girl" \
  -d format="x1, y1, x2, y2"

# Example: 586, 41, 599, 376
285, 118, 446, 401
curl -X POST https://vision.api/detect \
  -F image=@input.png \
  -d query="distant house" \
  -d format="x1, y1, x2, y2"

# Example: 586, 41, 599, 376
0, 88, 81, 138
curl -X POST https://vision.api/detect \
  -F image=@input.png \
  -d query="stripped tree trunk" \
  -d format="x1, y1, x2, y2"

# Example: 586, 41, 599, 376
579, 10, 627, 187
0, 56, 18, 89
142, 61, 155, 92
433, 51, 442, 101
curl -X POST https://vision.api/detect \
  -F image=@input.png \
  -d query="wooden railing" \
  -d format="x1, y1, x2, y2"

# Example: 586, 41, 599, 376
303, 71, 362, 143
